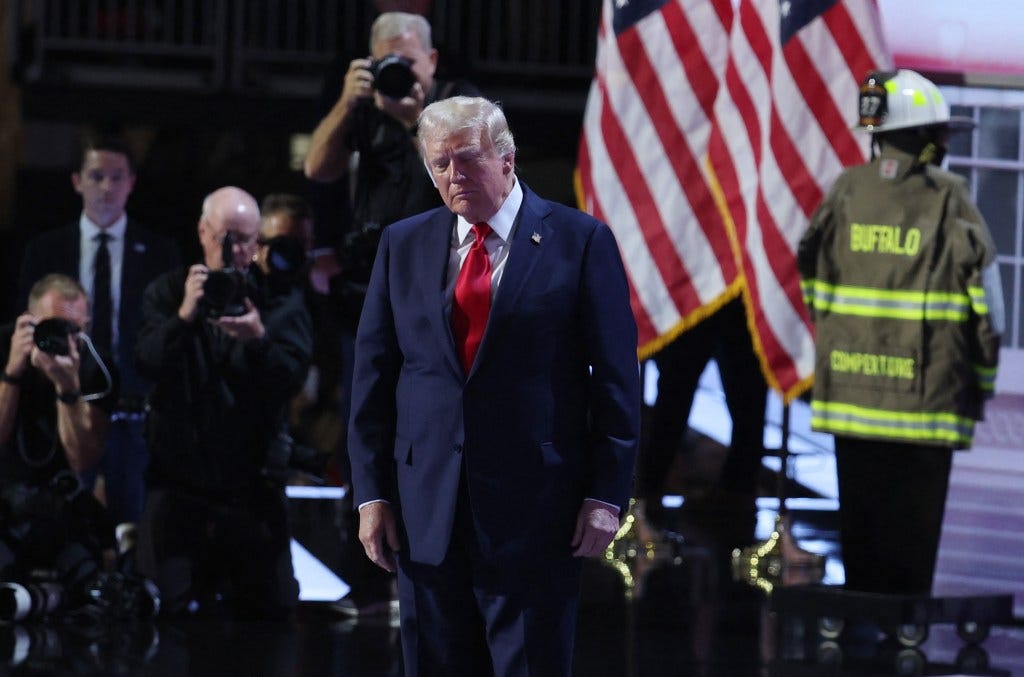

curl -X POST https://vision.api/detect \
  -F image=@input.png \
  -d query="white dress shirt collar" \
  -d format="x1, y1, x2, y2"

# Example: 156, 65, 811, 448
80, 213, 128, 242
455, 178, 523, 245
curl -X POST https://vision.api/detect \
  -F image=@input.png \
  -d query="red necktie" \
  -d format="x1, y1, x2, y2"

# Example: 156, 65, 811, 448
452, 223, 493, 374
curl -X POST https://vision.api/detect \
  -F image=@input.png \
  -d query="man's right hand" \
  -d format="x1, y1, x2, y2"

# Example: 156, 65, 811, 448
5, 313, 37, 379
340, 57, 376, 114
358, 501, 400, 572
178, 264, 209, 323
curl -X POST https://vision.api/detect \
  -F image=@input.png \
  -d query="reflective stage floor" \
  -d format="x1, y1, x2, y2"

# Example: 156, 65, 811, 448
3, 377, 1022, 676
4, 494, 1022, 677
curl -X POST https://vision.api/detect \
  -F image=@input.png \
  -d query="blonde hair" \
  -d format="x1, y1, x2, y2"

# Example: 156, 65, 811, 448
27, 273, 87, 314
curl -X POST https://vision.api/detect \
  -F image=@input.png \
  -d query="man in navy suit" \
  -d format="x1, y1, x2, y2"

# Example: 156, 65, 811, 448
349, 96, 640, 676
17, 135, 179, 529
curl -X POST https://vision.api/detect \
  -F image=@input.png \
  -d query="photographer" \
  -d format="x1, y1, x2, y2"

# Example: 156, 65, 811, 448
305, 8, 479, 483
133, 187, 313, 620
0, 274, 117, 585
254, 193, 314, 299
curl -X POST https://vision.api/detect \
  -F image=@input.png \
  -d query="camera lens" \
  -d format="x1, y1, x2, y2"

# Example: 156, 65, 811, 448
265, 236, 307, 275
372, 55, 416, 99
0, 582, 63, 622
32, 319, 80, 356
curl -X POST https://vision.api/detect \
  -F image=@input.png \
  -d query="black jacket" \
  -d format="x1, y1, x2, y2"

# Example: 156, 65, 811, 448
134, 268, 312, 495
18, 220, 180, 401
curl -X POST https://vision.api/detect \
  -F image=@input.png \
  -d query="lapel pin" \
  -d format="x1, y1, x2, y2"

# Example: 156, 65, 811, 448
531, 232, 542, 245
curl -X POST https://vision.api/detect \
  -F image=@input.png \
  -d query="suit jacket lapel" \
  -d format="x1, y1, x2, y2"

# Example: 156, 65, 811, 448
416, 210, 464, 378
120, 222, 141, 326
470, 184, 550, 376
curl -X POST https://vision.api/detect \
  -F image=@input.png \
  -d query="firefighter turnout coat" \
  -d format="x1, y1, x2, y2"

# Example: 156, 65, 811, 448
798, 144, 1001, 449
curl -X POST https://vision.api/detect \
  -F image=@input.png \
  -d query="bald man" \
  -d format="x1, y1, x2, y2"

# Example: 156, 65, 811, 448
133, 186, 313, 619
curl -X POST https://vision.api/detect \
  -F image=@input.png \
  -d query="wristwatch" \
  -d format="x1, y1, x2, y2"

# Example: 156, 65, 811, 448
56, 389, 81, 405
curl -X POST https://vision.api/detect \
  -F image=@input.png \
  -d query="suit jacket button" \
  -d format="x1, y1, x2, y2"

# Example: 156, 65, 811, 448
453, 444, 463, 453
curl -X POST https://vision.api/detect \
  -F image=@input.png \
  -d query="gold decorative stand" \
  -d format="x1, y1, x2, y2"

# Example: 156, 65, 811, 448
604, 498, 684, 600
731, 404, 825, 594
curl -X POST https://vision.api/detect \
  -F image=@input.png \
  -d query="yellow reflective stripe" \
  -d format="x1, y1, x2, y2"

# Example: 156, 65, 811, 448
974, 364, 997, 391
816, 303, 966, 321
812, 280, 968, 304
809, 280, 971, 321
811, 400, 974, 445
801, 279, 814, 305
968, 285, 989, 314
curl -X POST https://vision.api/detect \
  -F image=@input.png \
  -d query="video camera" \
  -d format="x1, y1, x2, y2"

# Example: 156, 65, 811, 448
367, 54, 416, 99
202, 231, 250, 318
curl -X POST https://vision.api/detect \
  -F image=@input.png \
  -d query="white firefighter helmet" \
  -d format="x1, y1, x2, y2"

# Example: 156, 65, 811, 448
854, 69, 973, 133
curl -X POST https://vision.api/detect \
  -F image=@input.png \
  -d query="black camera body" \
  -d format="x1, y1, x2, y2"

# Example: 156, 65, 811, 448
202, 231, 249, 318
367, 54, 416, 99
262, 235, 309, 287
33, 318, 80, 356
0, 571, 160, 624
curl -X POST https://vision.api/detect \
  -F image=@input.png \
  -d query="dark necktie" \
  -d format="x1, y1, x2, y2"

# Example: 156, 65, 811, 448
452, 223, 493, 375
92, 232, 112, 354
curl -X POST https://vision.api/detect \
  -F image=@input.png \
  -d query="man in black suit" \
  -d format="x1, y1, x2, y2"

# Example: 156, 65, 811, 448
17, 135, 180, 531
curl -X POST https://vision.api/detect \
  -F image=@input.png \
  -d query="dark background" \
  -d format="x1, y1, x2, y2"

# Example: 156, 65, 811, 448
0, 0, 602, 322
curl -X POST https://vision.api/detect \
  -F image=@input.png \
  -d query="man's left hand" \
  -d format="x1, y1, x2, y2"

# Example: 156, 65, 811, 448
30, 336, 81, 395
213, 298, 265, 342
570, 498, 620, 558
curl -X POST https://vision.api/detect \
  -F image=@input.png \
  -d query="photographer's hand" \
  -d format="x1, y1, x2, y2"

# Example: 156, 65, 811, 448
178, 264, 209, 324
303, 57, 372, 183
213, 298, 265, 342
4, 313, 37, 379
33, 337, 106, 474
342, 57, 375, 113
1, 313, 38, 448
376, 80, 425, 129
30, 334, 81, 396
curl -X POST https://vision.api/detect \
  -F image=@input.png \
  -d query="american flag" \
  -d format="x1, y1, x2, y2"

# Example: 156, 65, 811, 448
706, 0, 890, 399
577, 0, 890, 401
576, 0, 738, 358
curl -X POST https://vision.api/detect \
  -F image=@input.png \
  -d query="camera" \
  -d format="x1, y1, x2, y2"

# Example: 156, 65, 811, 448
33, 318, 80, 356
202, 231, 249, 318
367, 54, 416, 99
0, 571, 159, 625
262, 235, 309, 286
83, 571, 161, 621
0, 581, 63, 622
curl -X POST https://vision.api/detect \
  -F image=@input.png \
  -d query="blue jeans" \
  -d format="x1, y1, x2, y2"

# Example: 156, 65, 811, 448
81, 415, 149, 525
